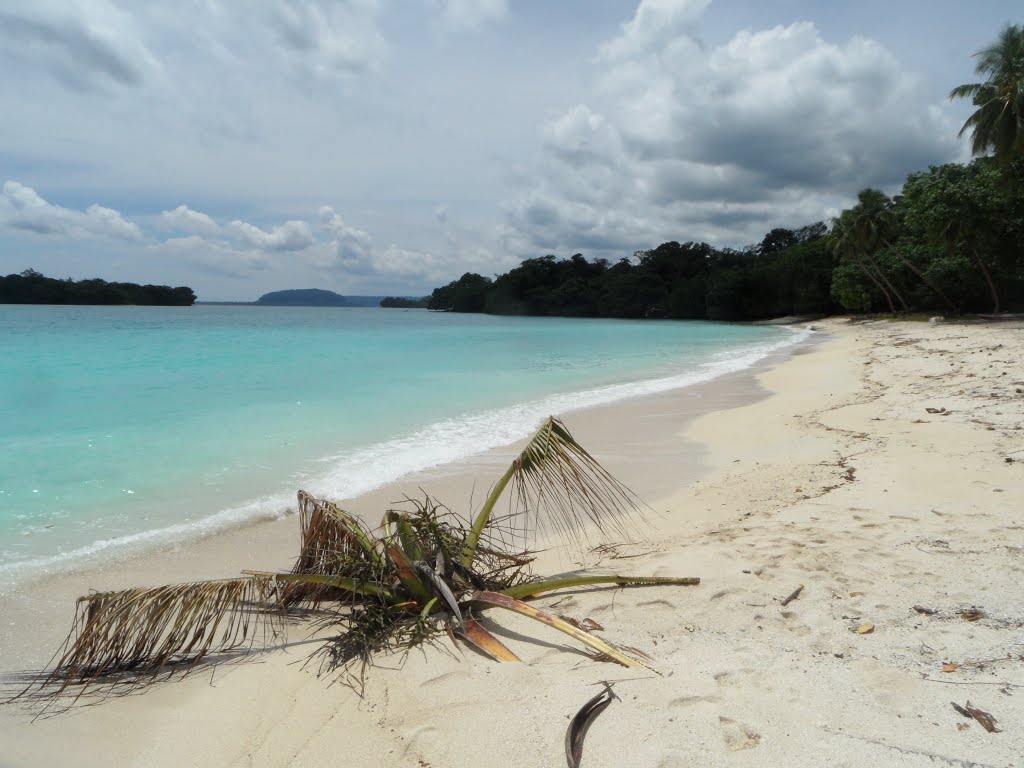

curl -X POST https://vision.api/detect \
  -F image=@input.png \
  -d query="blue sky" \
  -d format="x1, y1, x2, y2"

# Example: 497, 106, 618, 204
0, 0, 1018, 300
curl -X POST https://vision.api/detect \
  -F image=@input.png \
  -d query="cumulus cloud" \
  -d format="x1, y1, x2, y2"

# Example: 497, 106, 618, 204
433, 0, 508, 31
230, 219, 315, 252
0, 181, 142, 241
0, 2, 160, 90
160, 205, 221, 237
503, 1, 960, 256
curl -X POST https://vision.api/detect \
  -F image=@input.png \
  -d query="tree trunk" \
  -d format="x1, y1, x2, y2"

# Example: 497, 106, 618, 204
858, 262, 897, 315
863, 252, 909, 312
900, 259, 958, 313
971, 246, 1000, 315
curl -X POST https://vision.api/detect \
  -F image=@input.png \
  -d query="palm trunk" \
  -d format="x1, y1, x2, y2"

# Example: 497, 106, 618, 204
971, 246, 1000, 315
903, 259, 958, 313
863, 252, 909, 312
858, 262, 896, 315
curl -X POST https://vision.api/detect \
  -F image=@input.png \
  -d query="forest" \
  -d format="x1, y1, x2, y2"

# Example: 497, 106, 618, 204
0, 269, 197, 306
429, 25, 1024, 321
428, 157, 1023, 321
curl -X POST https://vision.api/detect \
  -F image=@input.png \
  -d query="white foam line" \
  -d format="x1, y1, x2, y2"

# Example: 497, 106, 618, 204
0, 326, 811, 583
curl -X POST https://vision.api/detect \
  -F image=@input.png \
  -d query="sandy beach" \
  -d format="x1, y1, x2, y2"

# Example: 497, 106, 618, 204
2, 318, 1022, 767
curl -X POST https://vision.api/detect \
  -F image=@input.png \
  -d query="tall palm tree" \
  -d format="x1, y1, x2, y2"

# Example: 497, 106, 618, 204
852, 189, 958, 313
20, 417, 698, 708
827, 210, 904, 315
950, 24, 1024, 166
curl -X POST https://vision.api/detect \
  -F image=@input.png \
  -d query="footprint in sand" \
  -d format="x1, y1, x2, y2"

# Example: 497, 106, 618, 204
718, 716, 762, 751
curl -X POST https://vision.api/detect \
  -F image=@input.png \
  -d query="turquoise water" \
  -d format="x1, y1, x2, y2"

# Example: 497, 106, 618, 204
0, 305, 802, 578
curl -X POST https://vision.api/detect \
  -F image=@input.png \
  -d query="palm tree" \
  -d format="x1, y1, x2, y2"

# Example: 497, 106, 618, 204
21, 417, 698, 707
852, 189, 958, 313
827, 210, 901, 314
950, 24, 1024, 166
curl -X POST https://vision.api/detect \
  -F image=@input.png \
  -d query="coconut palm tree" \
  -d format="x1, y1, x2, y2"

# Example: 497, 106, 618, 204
950, 24, 1024, 166
21, 417, 698, 707
827, 210, 901, 315
852, 189, 958, 313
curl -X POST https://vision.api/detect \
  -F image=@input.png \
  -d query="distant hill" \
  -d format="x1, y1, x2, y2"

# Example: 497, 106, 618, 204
255, 289, 351, 306
252, 289, 388, 307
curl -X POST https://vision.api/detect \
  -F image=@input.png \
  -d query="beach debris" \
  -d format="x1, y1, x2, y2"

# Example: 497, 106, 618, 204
565, 684, 618, 768
942, 662, 960, 673
849, 591, 865, 597
856, 623, 875, 634
18, 417, 701, 712
557, 614, 605, 633
912, 605, 938, 615
959, 608, 985, 622
780, 584, 805, 607
924, 406, 953, 415
952, 701, 1001, 733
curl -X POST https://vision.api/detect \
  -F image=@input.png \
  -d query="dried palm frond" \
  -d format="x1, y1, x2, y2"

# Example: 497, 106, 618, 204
16, 415, 701, 711
34, 576, 284, 700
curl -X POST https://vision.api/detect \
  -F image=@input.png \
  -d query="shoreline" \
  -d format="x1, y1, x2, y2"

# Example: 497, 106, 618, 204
3, 318, 1022, 767
0, 322, 809, 589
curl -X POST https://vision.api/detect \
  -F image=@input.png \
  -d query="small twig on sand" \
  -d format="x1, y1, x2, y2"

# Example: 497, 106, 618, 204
780, 585, 805, 607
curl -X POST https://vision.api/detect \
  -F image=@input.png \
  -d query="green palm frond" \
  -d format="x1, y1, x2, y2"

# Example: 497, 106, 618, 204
463, 416, 647, 565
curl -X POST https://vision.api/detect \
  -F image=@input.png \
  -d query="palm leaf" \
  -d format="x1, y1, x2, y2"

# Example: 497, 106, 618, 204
463, 417, 647, 566
466, 591, 656, 673
31, 577, 285, 698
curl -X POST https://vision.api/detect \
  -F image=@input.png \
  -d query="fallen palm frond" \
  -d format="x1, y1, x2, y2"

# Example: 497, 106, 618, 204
15, 415, 700, 709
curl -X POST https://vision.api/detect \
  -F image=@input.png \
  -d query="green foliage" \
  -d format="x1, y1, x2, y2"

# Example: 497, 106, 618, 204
950, 24, 1024, 166
380, 296, 428, 308
0, 270, 196, 306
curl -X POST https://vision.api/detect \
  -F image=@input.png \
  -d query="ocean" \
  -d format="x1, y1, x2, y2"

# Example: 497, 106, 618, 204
0, 305, 807, 580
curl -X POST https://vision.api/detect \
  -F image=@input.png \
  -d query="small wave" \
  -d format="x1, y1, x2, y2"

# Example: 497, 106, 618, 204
0, 326, 810, 584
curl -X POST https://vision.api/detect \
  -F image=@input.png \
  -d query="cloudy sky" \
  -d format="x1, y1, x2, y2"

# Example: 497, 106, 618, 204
0, 0, 1018, 300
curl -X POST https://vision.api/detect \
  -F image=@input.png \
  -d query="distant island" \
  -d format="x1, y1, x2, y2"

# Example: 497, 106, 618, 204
246, 289, 385, 307
0, 269, 196, 306
256, 288, 351, 306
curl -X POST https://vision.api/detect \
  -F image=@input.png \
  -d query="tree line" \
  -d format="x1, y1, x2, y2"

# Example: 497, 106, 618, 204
0, 269, 197, 306
428, 158, 1022, 320
429, 24, 1024, 321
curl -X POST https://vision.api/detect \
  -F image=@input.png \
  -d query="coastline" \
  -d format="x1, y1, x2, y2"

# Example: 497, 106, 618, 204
3, 318, 1023, 767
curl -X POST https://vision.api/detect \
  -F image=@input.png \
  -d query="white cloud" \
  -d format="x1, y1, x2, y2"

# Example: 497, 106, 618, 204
230, 219, 315, 252
600, 0, 708, 61
0, 2, 161, 90
504, 9, 960, 257
1, 180, 142, 241
160, 204, 221, 237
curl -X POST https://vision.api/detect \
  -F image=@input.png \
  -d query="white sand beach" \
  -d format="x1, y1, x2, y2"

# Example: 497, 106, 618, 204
2, 318, 1022, 767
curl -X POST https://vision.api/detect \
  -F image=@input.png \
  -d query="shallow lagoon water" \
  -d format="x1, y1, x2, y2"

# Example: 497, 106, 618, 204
0, 305, 803, 577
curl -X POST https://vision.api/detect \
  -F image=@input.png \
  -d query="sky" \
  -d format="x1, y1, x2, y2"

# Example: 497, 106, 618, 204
0, 0, 1019, 301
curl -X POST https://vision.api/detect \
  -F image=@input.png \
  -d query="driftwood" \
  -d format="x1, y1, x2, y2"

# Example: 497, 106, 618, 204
780, 584, 805, 607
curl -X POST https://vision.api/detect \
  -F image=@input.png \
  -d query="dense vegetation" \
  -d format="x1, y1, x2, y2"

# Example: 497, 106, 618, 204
429, 25, 1024, 321
380, 296, 429, 308
0, 269, 196, 306
428, 159, 1023, 320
